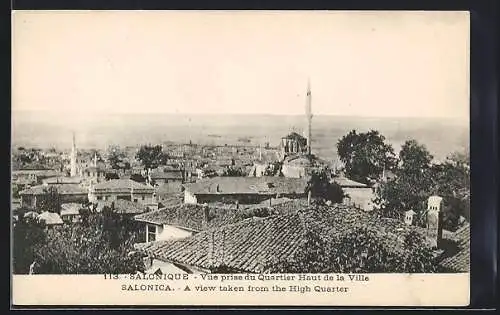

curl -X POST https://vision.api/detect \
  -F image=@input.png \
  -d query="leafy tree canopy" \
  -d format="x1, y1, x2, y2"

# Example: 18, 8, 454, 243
221, 166, 246, 177
306, 169, 344, 204
106, 145, 130, 170
13, 210, 145, 274
266, 225, 437, 273
38, 186, 62, 214
136, 144, 168, 171
337, 130, 397, 184
375, 141, 470, 231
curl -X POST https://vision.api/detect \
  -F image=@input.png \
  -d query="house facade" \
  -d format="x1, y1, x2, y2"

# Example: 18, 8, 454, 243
182, 176, 307, 205
88, 179, 156, 208
82, 166, 106, 184
19, 184, 88, 209
134, 203, 248, 244
12, 169, 63, 185
332, 176, 375, 211
149, 167, 184, 185
60, 203, 82, 223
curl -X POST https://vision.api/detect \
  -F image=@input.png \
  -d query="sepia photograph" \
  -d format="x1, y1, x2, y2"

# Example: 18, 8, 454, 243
11, 10, 470, 306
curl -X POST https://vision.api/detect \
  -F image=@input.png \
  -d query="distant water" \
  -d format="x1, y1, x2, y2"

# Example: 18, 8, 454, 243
11, 111, 469, 162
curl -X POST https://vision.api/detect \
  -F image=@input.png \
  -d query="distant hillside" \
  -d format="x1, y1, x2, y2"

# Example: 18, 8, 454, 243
11, 110, 469, 162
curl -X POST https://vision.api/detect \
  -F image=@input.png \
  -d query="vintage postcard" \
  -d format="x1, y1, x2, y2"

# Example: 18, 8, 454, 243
11, 10, 470, 307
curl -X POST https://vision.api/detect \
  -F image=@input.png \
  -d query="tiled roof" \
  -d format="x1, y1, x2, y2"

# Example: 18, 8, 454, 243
156, 183, 184, 197
183, 176, 307, 196
96, 199, 149, 215
43, 176, 82, 185
60, 203, 82, 216
331, 176, 368, 188
135, 204, 244, 231
157, 193, 184, 208
150, 170, 183, 180
282, 132, 306, 141
438, 224, 470, 272
12, 178, 36, 185
135, 214, 307, 273
12, 169, 62, 177
19, 184, 87, 196
92, 179, 154, 193
136, 205, 431, 273
38, 211, 64, 225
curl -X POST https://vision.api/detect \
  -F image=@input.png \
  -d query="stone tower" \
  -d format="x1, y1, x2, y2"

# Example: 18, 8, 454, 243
70, 132, 77, 177
304, 79, 312, 155
426, 195, 444, 248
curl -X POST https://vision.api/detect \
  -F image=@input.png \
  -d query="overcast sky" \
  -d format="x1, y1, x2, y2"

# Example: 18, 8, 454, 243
12, 11, 469, 120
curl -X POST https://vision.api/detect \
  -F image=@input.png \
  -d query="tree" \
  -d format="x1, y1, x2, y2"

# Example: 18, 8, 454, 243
375, 140, 434, 224
31, 212, 145, 274
337, 130, 396, 184
105, 172, 120, 180
12, 185, 21, 199
13, 213, 47, 273
265, 225, 437, 273
38, 186, 62, 214
221, 166, 246, 177
136, 145, 168, 171
398, 139, 433, 176
130, 173, 147, 183
88, 149, 103, 162
429, 153, 470, 230
306, 169, 344, 204
106, 145, 129, 170
264, 161, 282, 176
265, 229, 332, 273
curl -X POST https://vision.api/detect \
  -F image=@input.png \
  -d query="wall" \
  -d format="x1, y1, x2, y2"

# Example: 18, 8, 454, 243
131, 193, 155, 205
194, 193, 272, 205
61, 194, 88, 205
157, 224, 194, 241
21, 194, 87, 209
281, 165, 306, 178
145, 259, 206, 274
254, 164, 267, 177
342, 187, 375, 211
91, 192, 154, 205
184, 190, 198, 204
20, 195, 36, 208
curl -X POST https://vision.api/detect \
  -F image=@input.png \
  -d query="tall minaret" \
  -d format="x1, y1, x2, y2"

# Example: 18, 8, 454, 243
305, 78, 313, 155
70, 132, 77, 177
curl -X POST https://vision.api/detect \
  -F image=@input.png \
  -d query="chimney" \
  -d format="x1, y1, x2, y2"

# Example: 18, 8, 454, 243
203, 204, 210, 223
143, 256, 153, 270
426, 196, 444, 248
404, 209, 415, 226
207, 231, 215, 268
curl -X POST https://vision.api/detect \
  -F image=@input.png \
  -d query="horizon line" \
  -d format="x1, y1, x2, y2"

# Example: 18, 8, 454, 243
12, 109, 469, 122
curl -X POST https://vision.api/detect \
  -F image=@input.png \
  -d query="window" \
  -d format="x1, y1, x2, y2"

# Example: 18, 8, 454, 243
147, 225, 156, 242
142, 196, 145, 201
